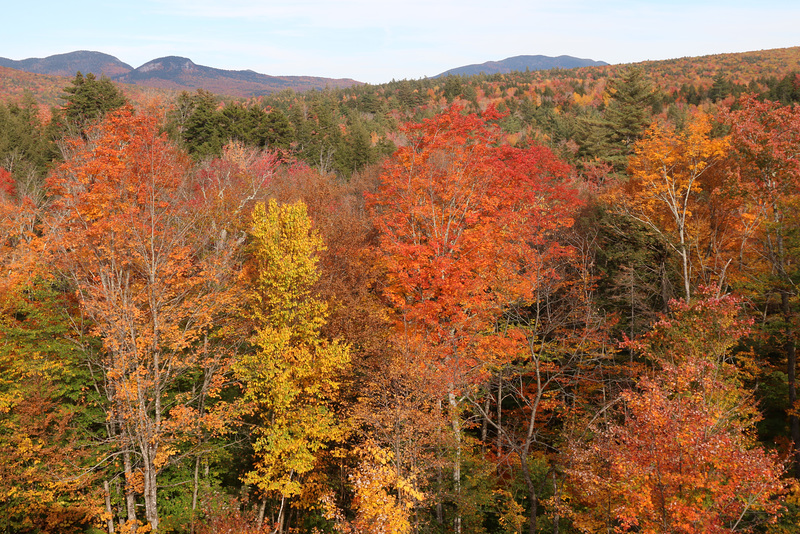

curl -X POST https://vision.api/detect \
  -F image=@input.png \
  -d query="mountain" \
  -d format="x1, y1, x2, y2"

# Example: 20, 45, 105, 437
0, 51, 361, 97
0, 50, 133, 77
435, 55, 608, 77
114, 56, 360, 96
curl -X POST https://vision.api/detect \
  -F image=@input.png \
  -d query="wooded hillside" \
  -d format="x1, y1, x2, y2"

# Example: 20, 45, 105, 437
1, 46, 799, 534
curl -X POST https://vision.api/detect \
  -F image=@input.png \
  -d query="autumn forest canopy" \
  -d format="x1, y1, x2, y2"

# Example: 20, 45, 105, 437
2, 47, 800, 534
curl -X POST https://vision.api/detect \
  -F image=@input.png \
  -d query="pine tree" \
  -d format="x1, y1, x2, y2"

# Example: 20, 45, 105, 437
577, 67, 658, 173
57, 72, 127, 135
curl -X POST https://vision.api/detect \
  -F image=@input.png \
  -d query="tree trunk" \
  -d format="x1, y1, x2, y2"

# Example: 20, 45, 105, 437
190, 456, 201, 534
122, 447, 137, 533
496, 378, 503, 459
275, 496, 287, 534
678, 226, 691, 301
257, 497, 267, 531
448, 388, 462, 534
520, 457, 538, 534
435, 399, 444, 526
481, 396, 490, 454
142, 446, 159, 533
552, 470, 560, 534
104, 479, 116, 534
783, 291, 800, 478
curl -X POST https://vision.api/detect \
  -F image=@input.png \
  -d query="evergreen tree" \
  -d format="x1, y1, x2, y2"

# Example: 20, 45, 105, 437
57, 72, 127, 136
0, 94, 58, 185
257, 108, 294, 152
577, 67, 658, 173
708, 73, 734, 103
603, 67, 658, 159
183, 89, 224, 158
767, 72, 800, 104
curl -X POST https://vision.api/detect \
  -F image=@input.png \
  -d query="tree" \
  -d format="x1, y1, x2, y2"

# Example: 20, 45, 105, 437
723, 95, 800, 476
57, 72, 128, 136
323, 442, 423, 534
610, 112, 730, 301
0, 95, 58, 182
577, 67, 658, 173
567, 293, 786, 534
0, 281, 103, 534
47, 107, 243, 533
369, 104, 581, 533
255, 108, 294, 152
235, 199, 349, 534
0, 170, 102, 532
182, 89, 224, 158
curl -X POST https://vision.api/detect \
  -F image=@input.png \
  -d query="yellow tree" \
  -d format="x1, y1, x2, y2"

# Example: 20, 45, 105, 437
323, 441, 424, 534
614, 112, 729, 300
235, 199, 349, 534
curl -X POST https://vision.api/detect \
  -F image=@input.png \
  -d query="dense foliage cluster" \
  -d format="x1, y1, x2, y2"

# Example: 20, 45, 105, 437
1, 49, 799, 534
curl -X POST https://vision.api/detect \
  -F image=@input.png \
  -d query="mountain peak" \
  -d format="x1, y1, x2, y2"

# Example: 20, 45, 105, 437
0, 50, 361, 97
137, 56, 198, 73
0, 50, 133, 77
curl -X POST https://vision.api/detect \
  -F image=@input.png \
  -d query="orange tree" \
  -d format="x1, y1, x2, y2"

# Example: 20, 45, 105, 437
566, 292, 786, 534
46, 107, 248, 533
610, 112, 730, 301
0, 168, 103, 533
723, 95, 800, 477
368, 104, 582, 533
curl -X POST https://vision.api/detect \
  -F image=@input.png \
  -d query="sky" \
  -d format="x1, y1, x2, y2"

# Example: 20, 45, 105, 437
3, 0, 799, 84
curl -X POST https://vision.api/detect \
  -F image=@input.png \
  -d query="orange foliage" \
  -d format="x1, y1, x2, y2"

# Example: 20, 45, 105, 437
567, 293, 786, 534
46, 107, 250, 532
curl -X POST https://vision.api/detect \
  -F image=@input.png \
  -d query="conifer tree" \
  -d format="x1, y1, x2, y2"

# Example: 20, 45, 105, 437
58, 72, 127, 135
577, 67, 658, 172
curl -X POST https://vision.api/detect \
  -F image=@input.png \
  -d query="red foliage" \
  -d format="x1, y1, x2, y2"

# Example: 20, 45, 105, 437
368, 104, 580, 382
0, 168, 14, 197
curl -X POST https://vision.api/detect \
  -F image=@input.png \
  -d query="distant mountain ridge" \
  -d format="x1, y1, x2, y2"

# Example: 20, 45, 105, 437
0, 50, 134, 77
0, 51, 361, 97
0, 51, 610, 98
435, 55, 608, 77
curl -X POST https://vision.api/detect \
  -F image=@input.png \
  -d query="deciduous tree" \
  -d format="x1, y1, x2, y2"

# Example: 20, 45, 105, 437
369, 104, 581, 533
567, 293, 786, 534
611, 112, 730, 300
235, 199, 349, 534
723, 95, 800, 476
47, 107, 243, 533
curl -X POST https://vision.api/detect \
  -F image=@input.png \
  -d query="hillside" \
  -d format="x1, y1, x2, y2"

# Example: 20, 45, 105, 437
114, 56, 360, 97
2, 45, 798, 120
2, 42, 800, 534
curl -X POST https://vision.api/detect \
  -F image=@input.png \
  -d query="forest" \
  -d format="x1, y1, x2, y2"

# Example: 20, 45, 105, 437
1, 46, 800, 534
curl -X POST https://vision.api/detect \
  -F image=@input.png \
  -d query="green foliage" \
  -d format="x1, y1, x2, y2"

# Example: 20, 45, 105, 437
56, 71, 127, 135
766, 72, 800, 104
0, 94, 57, 182
0, 280, 102, 533
583, 206, 676, 338
182, 89, 225, 158
577, 67, 659, 172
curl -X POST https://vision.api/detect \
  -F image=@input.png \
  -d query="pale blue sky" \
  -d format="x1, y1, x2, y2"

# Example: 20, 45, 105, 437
4, 0, 799, 84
